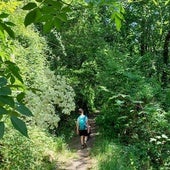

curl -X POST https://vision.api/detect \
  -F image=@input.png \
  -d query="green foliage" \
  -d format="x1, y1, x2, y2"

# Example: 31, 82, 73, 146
0, 0, 169, 169
22, 0, 72, 32
10, 9, 76, 130
92, 137, 140, 170
0, 74, 32, 138
96, 93, 169, 169
0, 1, 33, 138
0, 13, 15, 38
94, 48, 169, 169
85, 0, 125, 31
0, 0, 77, 138
10, 116, 28, 137
0, 126, 69, 170
0, 122, 5, 138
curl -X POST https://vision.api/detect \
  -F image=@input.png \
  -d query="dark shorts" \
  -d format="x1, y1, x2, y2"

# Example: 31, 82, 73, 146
79, 130, 88, 136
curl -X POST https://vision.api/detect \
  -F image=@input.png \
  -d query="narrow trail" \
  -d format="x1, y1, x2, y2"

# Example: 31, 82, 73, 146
58, 115, 98, 170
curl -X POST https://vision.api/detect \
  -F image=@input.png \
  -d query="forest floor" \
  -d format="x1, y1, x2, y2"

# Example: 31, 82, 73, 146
56, 115, 98, 170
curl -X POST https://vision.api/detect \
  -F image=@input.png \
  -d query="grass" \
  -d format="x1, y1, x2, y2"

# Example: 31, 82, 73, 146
91, 136, 140, 170
0, 125, 76, 170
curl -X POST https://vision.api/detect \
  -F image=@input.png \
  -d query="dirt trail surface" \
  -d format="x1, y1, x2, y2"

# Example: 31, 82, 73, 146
57, 116, 97, 170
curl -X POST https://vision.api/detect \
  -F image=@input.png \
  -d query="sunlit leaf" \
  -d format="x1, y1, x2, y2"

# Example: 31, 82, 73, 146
115, 99, 124, 105
115, 14, 121, 31
160, 28, 162, 35
152, 0, 158, 5
165, 0, 170, 5
99, 86, 110, 92
117, 116, 128, 120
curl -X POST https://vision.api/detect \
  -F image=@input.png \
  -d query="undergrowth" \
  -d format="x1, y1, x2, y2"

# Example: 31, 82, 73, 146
0, 125, 74, 170
91, 136, 140, 170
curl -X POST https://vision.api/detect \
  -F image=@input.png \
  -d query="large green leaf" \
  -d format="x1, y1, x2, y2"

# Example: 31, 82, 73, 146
0, 107, 7, 114
22, 2, 37, 10
45, 0, 63, 9
54, 18, 61, 30
0, 96, 14, 107
0, 77, 7, 87
1, 23, 15, 38
5, 61, 23, 83
0, 122, 5, 138
43, 20, 54, 33
165, 0, 170, 5
0, 13, 9, 18
35, 0, 43, 2
10, 75, 15, 84
16, 92, 25, 102
115, 14, 121, 31
0, 87, 11, 96
24, 9, 37, 27
40, 6, 55, 14
56, 13, 67, 22
15, 102, 33, 117
37, 14, 52, 22
61, 6, 72, 13
5, 21, 16, 27
11, 116, 28, 138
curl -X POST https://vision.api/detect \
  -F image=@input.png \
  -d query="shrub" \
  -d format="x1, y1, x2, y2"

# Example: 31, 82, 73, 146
0, 125, 69, 170
96, 93, 170, 169
92, 137, 140, 170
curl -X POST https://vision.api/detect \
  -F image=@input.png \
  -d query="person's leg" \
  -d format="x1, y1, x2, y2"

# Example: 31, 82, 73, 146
80, 131, 88, 149
80, 136, 84, 145
84, 136, 87, 144
84, 131, 88, 148
79, 130, 84, 148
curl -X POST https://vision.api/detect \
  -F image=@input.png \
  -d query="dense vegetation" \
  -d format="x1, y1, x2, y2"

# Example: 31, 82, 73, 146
0, 0, 169, 169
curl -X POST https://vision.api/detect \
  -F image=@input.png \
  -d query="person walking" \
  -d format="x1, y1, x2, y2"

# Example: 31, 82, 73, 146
76, 108, 89, 149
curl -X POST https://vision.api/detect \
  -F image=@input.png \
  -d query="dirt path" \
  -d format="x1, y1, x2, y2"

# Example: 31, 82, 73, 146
58, 116, 97, 170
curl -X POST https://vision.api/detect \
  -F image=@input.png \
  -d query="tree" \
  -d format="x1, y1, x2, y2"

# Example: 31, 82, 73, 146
0, 0, 125, 137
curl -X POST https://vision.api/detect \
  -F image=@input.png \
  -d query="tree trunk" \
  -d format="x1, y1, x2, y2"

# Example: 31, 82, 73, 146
140, 18, 148, 56
162, 30, 170, 87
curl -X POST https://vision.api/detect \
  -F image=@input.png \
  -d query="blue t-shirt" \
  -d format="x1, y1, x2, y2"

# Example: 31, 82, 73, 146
77, 115, 88, 130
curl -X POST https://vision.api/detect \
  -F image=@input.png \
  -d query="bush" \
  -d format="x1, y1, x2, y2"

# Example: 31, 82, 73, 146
0, 126, 69, 170
96, 93, 170, 169
92, 137, 140, 170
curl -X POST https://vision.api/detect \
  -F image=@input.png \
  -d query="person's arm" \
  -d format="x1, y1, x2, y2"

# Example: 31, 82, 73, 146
76, 118, 79, 135
86, 117, 89, 131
